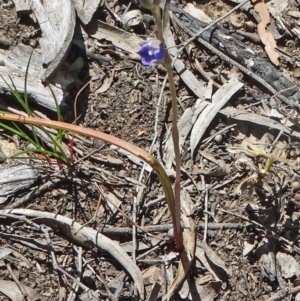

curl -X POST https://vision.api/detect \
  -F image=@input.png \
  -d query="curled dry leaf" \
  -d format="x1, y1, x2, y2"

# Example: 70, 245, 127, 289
121, 10, 143, 28
251, 0, 280, 65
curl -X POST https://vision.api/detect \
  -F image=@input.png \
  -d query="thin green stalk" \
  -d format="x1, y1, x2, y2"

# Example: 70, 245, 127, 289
151, 5, 183, 250
151, 6, 163, 43
165, 54, 183, 250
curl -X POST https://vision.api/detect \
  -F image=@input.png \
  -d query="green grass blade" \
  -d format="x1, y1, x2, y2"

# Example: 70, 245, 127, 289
24, 51, 33, 108
0, 121, 37, 146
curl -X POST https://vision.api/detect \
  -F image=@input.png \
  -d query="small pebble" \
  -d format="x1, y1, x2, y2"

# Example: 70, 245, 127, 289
244, 21, 256, 32
294, 193, 300, 202
167, 228, 174, 237
118, 170, 127, 177
291, 181, 300, 193
214, 134, 222, 143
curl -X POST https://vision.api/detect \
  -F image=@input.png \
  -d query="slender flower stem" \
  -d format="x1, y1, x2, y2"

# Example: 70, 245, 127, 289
151, 6, 163, 43
151, 5, 183, 250
165, 55, 183, 250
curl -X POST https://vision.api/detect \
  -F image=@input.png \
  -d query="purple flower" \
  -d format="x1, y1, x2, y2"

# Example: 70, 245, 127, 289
138, 40, 165, 66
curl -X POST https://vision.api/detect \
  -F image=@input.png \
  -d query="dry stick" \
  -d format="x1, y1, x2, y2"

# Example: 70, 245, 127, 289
71, 79, 92, 161
194, 58, 221, 88
100, 167, 144, 298
94, 182, 168, 241
77, 188, 102, 230
171, 0, 250, 64
175, 17, 299, 109
67, 246, 83, 301
98, 222, 245, 235
95, 263, 118, 301
199, 154, 208, 242
267, 113, 290, 154
202, 190, 209, 243
5, 261, 32, 301
264, 285, 300, 301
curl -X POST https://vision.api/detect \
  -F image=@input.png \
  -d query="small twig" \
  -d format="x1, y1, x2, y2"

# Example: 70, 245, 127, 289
73, 245, 117, 301
203, 190, 209, 243
194, 58, 221, 88
264, 285, 300, 301
97, 222, 245, 235
239, 240, 254, 301
267, 113, 290, 153
7, 177, 65, 209
76, 188, 102, 231
73, 78, 92, 122
67, 247, 83, 301
132, 72, 167, 257
6, 261, 32, 301
171, 0, 250, 64
41, 225, 99, 299
105, 0, 122, 22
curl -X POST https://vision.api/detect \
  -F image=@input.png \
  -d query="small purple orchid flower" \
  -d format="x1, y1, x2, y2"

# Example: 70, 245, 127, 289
138, 39, 165, 66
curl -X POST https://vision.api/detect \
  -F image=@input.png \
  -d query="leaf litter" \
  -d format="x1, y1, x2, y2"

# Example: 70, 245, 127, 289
1, 0, 300, 300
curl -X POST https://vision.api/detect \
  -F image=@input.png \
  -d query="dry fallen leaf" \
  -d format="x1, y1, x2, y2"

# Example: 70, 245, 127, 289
193, 280, 222, 301
95, 70, 115, 94
276, 252, 300, 279
183, 3, 212, 23
251, 0, 280, 65
0, 280, 44, 301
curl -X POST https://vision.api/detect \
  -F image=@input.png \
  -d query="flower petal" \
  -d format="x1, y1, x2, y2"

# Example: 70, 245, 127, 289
137, 39, 165, 66
154, 48, 164, 60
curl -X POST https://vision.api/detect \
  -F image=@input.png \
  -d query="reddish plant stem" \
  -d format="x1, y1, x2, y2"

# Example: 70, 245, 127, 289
0, 113, 178, 237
